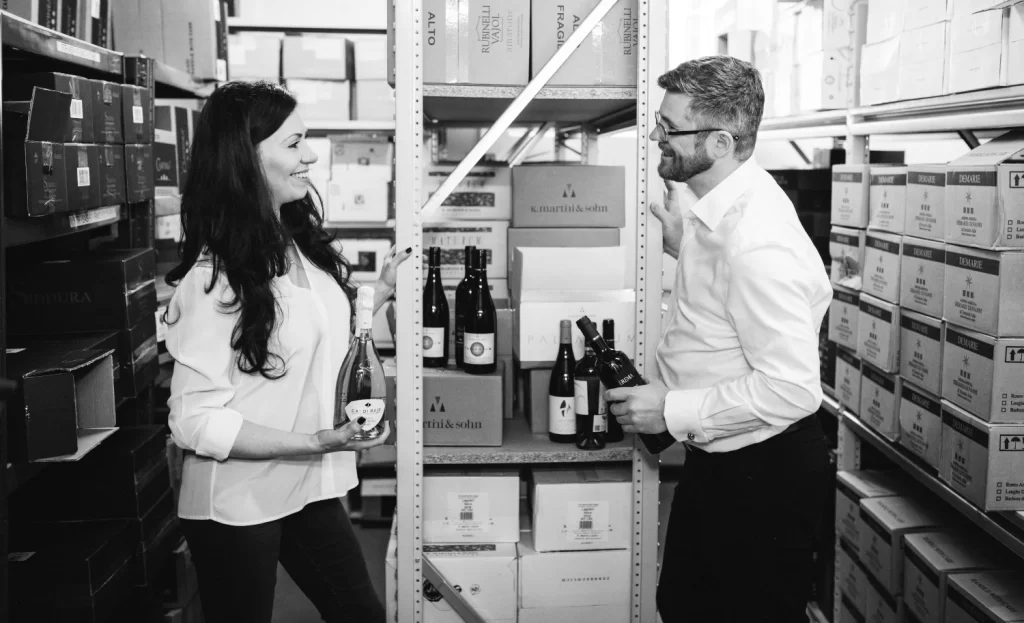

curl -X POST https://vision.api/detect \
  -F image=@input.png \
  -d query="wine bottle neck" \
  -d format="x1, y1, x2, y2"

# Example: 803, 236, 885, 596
356, 309, 373, 332
590, 335, 611, 353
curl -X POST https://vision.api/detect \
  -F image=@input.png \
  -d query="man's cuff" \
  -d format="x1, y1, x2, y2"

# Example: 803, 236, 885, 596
665, 388, 712, 444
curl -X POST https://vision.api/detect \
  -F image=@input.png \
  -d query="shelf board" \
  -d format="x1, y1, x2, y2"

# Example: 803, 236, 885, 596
309, 120, 396, 132
1, 11, 123, 76
758, 110, 848, 141
33, 428, 117, 463
821, 393, 841, 418
841, 412, 1024, 563
424, 414, 636, 465
227, 17, 386, 34
154, 60, 217, 98
3, 205, 126, 248
423, 84, 637, 128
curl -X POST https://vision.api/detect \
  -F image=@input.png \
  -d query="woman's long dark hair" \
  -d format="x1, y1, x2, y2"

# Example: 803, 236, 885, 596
166, 81, 356, 379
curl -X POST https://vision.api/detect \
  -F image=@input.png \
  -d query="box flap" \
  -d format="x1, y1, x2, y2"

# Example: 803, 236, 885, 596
25, 87, 73, 143
836, 469, 911, 499
948, 130, 1024, 166
861, 495, 947, 532
903, 531, 1006, 574
7, 343, 116, 379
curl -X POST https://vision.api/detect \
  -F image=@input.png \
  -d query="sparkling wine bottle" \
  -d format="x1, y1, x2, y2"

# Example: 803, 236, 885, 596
576, 316, 677, 455
463, 248, 496, 375
423, 246, 449, 368
574, 339, 607, 450
334, 285, 387, 440
454, 245, 476, 368
548, 319, 576, 444
601, 319, 624, 443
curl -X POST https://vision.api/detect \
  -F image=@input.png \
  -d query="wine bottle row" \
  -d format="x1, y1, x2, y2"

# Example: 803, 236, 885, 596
426, 245, 497, 375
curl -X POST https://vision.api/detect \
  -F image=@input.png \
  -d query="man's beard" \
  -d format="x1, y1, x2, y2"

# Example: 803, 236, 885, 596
658, 141, 714, 183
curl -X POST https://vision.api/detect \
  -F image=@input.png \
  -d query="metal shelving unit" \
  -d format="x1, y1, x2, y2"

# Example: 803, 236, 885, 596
3, 206, 127, 249
309, 120, 396, 132
227, 16, 386, 35
391, 0, 665, 621
1, 11, 122, 74
153, 60, 217, 98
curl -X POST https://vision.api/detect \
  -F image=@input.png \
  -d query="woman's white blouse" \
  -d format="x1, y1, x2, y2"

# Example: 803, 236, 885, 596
166, 252, 356, 526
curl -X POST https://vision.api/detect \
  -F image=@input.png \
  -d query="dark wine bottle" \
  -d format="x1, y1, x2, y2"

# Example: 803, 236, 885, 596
576, 316, 677, 455
334, 286, 387, 440
548, 319, 576, 444
574, 339, 607, 450
454, 245, 476, 368
463, 248, 497, 375
423, 246, 449, 368
601, 318, 624, 443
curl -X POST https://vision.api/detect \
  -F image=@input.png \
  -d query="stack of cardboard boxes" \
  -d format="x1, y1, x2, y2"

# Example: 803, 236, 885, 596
112, 0, 228, 81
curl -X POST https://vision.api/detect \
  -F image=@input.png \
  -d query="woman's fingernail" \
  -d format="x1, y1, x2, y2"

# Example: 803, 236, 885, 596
357, 417, 367, 425
406, 247, 412, 254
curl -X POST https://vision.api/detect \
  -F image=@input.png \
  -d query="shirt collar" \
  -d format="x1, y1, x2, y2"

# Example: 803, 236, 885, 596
686, 157, 761, 232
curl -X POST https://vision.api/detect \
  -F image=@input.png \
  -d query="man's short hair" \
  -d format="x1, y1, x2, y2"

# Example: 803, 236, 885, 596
657, 56, 765, 160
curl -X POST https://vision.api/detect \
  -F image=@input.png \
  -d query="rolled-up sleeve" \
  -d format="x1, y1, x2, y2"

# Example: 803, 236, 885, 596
166, 268, 245, 461
664, 241, 824, 444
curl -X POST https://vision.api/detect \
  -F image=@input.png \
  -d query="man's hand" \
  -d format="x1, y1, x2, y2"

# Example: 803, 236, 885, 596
605, 379, 670, 435
650, 181, 684, 260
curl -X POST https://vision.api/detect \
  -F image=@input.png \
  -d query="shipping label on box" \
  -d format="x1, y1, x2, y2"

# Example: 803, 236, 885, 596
941, 401, 1024, 511
838, 538, 870, 615
531, 466, 631, 552
942, 325, 1024, 423
832, 227, 868, 290
859, 496, 948, 596
901, 236, 946, 317
424, 222, 509, 280
943, 246, 1024, 337
423, 165, 511, 221
64, 144, 101, 212
511, 165, 626, 228
513, 290, 635, 368
904, 531, 1006, 623
830, 286, 861, 350
835, 469, 912, 551
899, 383, 944, 468
861, 363, 903, 442
899, 310, 943, 396
837, 346, 863, 415
864, 232, 902, 303
531, 0, 638, 87
869, 167, 909, 233
906, 166, 948, 240
945, 571, 1024, 623
833, 165, 871, 228
858, 294, 900, 373
423, 469, 520, 543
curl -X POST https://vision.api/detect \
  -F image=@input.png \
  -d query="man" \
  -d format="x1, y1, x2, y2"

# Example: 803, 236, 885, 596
606, 56, 833, 622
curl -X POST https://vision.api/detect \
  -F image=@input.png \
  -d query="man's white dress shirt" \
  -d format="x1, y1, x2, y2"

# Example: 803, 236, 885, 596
657, 158, 833, 453
167, 251, 357, 525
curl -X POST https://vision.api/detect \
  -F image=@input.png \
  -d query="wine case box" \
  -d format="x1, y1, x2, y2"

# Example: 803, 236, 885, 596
121, 85, 153, 145
154, 105, 194, 198
64, 144, 102, 212
98, 144, 126, 206
7, 72, 95, 143
837, 538, 870, 616
942, 245, 1024, 337
422, 164, 511, 221
112, 0, 164, 62
285, 79, 351, 124
899, 309, 943, 396
531, 466, 631, 553
858, 496, 950, 596
858, 294, 900, 373
530, 0, 638, 87
161, 0, 228, 82
93, 80, 123, 144
863, 231, 902, 303
507, 228, 620, 275
940, 400, 1024, 512
423, 0, 530, 86
423, 469, 520, 543
859, 363, 902, 442
424, 221, 509, 280
868, 166, 909, 234
865, 572, 903, 623
905, 166, 947, 241
943, 130, 1024, 250
899, 383, 944, 469
229, 33, 283, 80
355, 38, 387, 81
836, 346, 863, 415
511, 165, 626, 229
838, 596, 865, 623
282, 35, 353, 80
835, 469, 913, 555
2, 87, 70, 216
900, 236, 945, 318
903, 531, 1009, 623
941, 324, 1024, 423
523, 366, 552, 434
352, 80, 396, 122
518, 603, 631, 623
832, 165, 870, 229
831, 226, 867, 290
415, 542, 518, 623
517, 531, 631, 612
511, 247, 626, 295
945, 572, 1024, 623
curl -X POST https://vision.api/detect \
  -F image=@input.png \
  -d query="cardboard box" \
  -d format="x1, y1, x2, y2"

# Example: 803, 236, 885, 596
860, 37, 901, 106
860, 363, 903, 442
866, 0, 904, 44
327, 175, 388, 222
899, 383, 944, 468
117, 316, 160, 399
832, 226, 868, 290
864, 231, 902, 303
865, 572, 903, 623
531, 466, 631, 552
898, 22, 949, 101
121, 85, 153, 145
112, 0, 165, 61
942, 325, 1024, 423
949, 3, 1006, 54
424, 222, 509, 280
352, 80, 395, 122
941, 400, 1024, 511
282, 35, 352, 80
286, 79, 351, 123
869, 166, 909, 233
517, 531, 630, 610
900, 236, 946, 318
833, 165, 871, 228
424, 0, 530, 85
835, 469, 913, 551
423, 164, 511, 222
859, 496, 949, 596
944, 130, 1024, 249
125, 144, 155, 203
93, 81, 123, 144
154, 105, 193, 197
943, 246, 1024, 337
507, 228, 619, 276
899, 310, 943, 395
837, 346, 863, 415
355, 37, 388, 81
518, 604, 631, 623
8, 72, 95, 143
64, 143, 102, 212
2, 87, 70, 217
829, 286, 861, 351
905, 166, 947, 241
511, 165, 626, 228
858, 294, 901, 373
523, 367, 552, 434
904, 531, 1007, 623
512, 289, 635, 369
423, 469, 520, 543
838, 538, 870, 615
530, 0, 638, 87
511, 247, 625, 296
97, 144, 126, 206
419, 542, 518, 623
1011, 37, 1024, 87
161, 0, 228, 81
228, 33, 283, 80
904, 0, 951, 31
945, 571, 1024, 623
948, 43, 1006, 94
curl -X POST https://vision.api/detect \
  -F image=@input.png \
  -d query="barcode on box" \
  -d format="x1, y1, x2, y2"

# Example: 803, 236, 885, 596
70, 99, 84, 119
460, 511, 474, 521
55, 41, 101, 63
132, 106, 144, 124
77, 167, 90, 187
579, 520, 593, 530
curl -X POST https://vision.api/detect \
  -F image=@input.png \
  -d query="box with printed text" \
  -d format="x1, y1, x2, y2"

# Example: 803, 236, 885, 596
531, 466, 631, 553
864, 231, 902, 303
942, 324, 1024, 423
940, 401, 1024, 511
903, 531, 1008, 623
858, 495, 949, 596
858, 294, 900, 373
869, 166, 908, 234
944, 571, 1024, 623
836, 346, 863, 415
944, 130, 1024, 250
860, 363, 903, 442
942, 245, 1024, 337
899, 309, 943, 396
832, 165, 871, 228
423, 469, 520, 544
899, 383, 944, 469
905, 165, 947, 240
835, 469, 913, 556
831, 226, 867, 290
900, 236, 945, 318
829, 286, 860, 351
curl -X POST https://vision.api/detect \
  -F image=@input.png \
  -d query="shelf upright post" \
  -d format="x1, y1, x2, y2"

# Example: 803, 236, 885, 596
0, 16, 8, 622
633, 0, 667, 621
394, 0, 426, 621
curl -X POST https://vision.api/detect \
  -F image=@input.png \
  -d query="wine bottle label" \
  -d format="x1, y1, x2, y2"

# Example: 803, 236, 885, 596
463, 332, 495, 364
548, 394, 575, 435
594, 413, 608, 433
574, 379, 607, 416
445, 492, 490, 535
422, 327, 445, 357
565, 501, 609, 544
344, 398, 385, 431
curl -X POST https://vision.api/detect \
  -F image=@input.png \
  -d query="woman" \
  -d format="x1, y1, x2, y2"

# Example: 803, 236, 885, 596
165, 81, 407, 623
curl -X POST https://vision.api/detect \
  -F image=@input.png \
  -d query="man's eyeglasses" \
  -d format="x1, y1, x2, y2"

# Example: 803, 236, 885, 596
654, 112, 742, 142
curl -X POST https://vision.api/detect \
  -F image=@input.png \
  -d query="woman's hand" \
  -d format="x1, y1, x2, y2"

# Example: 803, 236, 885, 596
378, 246, 414, 292
314, 420, 392, 453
